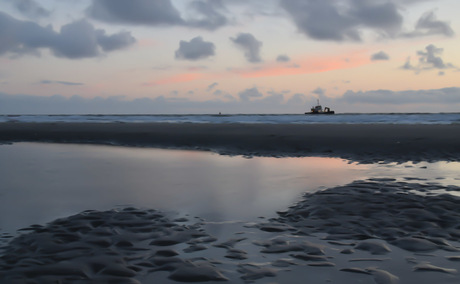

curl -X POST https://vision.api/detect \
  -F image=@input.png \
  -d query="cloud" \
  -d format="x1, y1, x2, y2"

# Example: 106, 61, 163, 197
53, 20, 103, 59
96, 30, 137, 52
175, 36, 215, 61
87, 0, 184, 26
339, 87, 460, 105
186, 0, 230, 30
230, 33, 263, 63
0, 12, 136, 59
417, 44, 447, 69
371, 51, 390, 61
40, 80, 84, 86
238, 87, 263, 101
312, 87, 325, 96
402, 44, 455, 73
87, 0, 231, 30
276, 54, 290, 62
2, 87, 460, 114
280, 0, 403, 41
403, 11, 454, 38
207, 82, 218, 91
6, 0, 50, 19
401, 57, 414, 70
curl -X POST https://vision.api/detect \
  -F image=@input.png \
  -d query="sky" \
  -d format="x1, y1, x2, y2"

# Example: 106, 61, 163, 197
0, 0, 459, 114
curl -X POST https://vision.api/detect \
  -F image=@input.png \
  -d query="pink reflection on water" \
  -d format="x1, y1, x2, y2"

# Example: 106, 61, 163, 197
0, 143, 369, 234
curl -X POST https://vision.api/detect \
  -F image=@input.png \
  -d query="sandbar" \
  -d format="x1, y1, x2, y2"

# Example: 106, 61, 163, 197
0, 122, 459, 162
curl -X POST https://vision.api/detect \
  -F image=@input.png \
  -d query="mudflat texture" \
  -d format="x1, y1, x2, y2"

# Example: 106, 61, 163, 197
1, 122, 459, 162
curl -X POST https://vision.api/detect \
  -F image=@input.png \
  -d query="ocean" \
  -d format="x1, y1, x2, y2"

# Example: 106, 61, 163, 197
1, 112, 460, 124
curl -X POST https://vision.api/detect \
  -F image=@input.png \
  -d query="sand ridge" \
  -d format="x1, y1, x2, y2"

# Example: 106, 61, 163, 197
1, 122, 460, 163
1, 180, 460, 283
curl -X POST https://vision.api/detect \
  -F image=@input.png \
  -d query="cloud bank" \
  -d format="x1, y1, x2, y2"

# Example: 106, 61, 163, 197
280, 0, 454, 41
280, 0, 403, 41
87, 0, 230, 31
87, 0, 184, 26
2, 87, 459, 114
340, 87, 460, 105
6, 0, 50, 19
0, 12, 136, 59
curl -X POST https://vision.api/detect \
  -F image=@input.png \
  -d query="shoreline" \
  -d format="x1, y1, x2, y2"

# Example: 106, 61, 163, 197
1, 122, 460, 162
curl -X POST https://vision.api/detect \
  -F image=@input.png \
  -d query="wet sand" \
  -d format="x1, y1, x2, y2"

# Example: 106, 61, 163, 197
1, 180, 460, 283
2, 123, 460, 283
1, 122, 460, 162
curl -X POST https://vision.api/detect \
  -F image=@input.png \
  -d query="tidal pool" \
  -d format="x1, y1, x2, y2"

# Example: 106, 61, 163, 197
0, 142, 459, 235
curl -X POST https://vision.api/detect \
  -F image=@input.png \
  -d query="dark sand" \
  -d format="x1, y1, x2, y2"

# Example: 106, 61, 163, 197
1, 122, 460, 162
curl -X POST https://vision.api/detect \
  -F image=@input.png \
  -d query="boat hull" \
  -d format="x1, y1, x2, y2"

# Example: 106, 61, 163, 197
305, 111, 335, 115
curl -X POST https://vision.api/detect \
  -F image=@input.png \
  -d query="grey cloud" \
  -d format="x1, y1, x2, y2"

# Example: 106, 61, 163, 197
230, 33, 262, 63
186, 0, 230, 30
276, 54, 290, 62
0, 12, 54, 55
339, 87, 460, 105
40, 80, 84, 86
280, 0, 403, 41
401, 57, 414, 70
0, 12, 136, 59
312, 87, 325, 96
261, 93, 284, 104
417, 44, 447, 69
175, 36, 215, 61
371, 51, 390, 61
287, 93, 308, 105
404, 11, 454, 38
403, 44, 455, 73
207, 82, 218, 91
2, 87, 459, 114
348, 0, 402, 36
52, 20, 100, 59
7, 0, 50, 19
238, 87, 263, 101
96, 30, 136, 52
87, 0, 230, 30
87, 0, 184, 26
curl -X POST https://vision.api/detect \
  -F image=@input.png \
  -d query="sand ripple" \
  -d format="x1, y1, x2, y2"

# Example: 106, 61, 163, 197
274, 180, 460, 253
2, 180, 460, 283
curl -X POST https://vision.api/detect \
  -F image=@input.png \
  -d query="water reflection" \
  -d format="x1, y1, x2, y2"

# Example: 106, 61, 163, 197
0, 143, 459, 235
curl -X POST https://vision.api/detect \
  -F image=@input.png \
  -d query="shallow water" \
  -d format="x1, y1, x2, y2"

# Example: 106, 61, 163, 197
0, 142, 459, 236
2, 113, 460, 124
2, 143, 460, 283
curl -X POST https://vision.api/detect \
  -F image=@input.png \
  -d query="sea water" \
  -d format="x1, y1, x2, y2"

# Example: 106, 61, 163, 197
1, 113, 460, 124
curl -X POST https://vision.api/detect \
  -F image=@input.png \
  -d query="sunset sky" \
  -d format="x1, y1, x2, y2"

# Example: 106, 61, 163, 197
1, 0, 459, 114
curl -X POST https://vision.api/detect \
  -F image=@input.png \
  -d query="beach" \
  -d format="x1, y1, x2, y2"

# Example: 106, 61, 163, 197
1, 122, 460, 162
1, 122, 460, 283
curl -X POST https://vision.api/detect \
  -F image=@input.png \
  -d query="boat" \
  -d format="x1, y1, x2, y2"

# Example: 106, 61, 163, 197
305, 99, 335, 114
